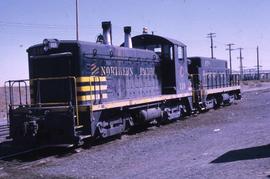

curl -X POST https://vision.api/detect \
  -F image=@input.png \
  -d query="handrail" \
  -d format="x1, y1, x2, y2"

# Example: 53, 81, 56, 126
189, 73, 240, 90
10, 102, 70, 107
73, 77, 80, 126
89, 76, 94, 124
4, 81, 9, 122
5, 76, 81, 125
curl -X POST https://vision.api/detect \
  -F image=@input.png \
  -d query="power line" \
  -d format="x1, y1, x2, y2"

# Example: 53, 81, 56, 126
0, 21, 71, 28
0, 21, 99, 29
0, 20, 174, 38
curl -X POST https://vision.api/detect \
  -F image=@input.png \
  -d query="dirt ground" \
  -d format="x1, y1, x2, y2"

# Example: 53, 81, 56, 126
0, 83, 270, 178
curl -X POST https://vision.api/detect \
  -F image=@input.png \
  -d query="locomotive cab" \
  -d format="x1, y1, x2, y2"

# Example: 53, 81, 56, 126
132, 34, 190, 95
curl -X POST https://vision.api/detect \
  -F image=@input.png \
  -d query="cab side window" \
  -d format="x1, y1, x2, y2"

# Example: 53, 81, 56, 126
178, 46, 184, 61
162, 45, 174, 60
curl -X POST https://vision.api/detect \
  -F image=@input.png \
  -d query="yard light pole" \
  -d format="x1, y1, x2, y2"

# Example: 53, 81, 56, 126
75, 0, 79, 41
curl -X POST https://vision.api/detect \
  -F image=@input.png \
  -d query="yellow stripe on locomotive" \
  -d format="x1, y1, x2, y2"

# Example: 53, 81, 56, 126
77, 76, 106, 83
76, 76, 108, 103
77, 85, 107, 92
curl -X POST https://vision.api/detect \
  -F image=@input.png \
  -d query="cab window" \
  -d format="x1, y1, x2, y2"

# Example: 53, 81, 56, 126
178, 46, 184, 61
162, 45, 173, 60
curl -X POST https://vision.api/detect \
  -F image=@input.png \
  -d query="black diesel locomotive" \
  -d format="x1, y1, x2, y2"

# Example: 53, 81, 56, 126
6, 21, 241, 145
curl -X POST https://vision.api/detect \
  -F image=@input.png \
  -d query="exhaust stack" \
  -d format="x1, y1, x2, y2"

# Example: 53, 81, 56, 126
124, 26, 132, 48
102, 21, 112, 45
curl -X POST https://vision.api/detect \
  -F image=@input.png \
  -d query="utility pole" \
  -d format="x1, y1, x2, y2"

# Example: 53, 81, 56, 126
237, 48, 244, 80
207, 33, 216, 59
226, 43, 235, 75
256, 46, 260, 80
75, 0, 79, 41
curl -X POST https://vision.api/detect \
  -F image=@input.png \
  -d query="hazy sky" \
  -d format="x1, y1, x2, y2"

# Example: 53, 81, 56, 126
0, 0, 269, 84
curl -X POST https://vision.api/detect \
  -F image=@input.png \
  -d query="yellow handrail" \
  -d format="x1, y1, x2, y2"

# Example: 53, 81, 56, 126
73, 77, 80, 126
6, 76, 80, 125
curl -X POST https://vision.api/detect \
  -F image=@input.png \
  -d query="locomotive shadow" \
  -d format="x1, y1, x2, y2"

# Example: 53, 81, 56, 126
83, 125, 151, 149
211, 144, 270, 163
0, 141, 76, 162
0, 125, 152, 162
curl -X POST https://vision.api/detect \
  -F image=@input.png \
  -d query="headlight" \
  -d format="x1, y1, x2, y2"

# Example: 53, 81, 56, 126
43, 39, 59, 52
